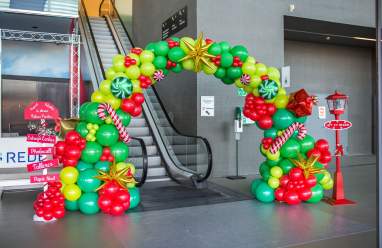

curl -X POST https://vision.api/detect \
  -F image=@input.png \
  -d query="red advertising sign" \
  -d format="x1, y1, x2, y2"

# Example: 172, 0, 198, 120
26, 134, 56, 144
324, 120, 352, 130
24, 101, 59, 120
28, 147, 53, 155
30, 174, 59, 183
27, 159, 59, 172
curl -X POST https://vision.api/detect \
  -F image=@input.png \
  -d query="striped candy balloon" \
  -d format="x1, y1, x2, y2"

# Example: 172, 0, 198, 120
111, 76, 133, 99
269, 122, 307, 154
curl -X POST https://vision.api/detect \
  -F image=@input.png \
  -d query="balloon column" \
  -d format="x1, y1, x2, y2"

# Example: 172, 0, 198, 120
35, 33, 335, 220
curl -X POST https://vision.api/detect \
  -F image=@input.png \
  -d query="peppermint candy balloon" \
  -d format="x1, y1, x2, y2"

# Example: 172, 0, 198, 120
111, 76, 133, 99
240, 74, 251, 85
258, 79, 279, 100
153, 70, 165, 82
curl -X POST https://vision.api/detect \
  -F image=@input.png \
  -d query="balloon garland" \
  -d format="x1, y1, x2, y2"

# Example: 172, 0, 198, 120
35, 33, 335, 221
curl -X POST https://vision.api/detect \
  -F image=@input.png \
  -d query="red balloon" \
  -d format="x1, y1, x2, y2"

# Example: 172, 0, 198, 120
286, 183, 295, 191
257, 116, 273, 129
103, 182, 120, 196
284, 190, 301, 205
248, 111, 259, 121
52, 207, 65, 219
279, 175, 289, 188
62, 158, 78, 167
35, 208, 44, 217
319, 150, 332, 164
245, 93, 256, 102
132, 93, 145, 105
110, 203, 125, 216
43, 211, 53, 221
289, 168, 304, 181
266, 103, 277, 116
315, 139, 329, 152
254, 97, 265, 105
64, 146, 82, 160
131, 105, 142, 117
101, 207, 111, 214
243, 108, 252, 118
54, 141, 66, 156
304, 175, 317, 188
274, 188, 285, 202
298, 187, 313, 201
307, 148, 321, 159
65, 131, 81, 146
44, 200, 53, 210
98, 195, 113, 210
121, 99, 136, 114
122, 201, 130, 211
115, 190, 130, 203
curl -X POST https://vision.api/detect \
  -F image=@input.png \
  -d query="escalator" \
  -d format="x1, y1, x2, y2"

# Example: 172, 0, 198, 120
79, 0, 212, 187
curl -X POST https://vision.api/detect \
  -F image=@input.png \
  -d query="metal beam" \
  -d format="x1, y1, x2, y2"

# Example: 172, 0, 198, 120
1, 29, 79, 44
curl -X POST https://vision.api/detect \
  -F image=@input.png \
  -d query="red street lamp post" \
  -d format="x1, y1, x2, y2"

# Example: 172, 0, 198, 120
324, 91, 355, 205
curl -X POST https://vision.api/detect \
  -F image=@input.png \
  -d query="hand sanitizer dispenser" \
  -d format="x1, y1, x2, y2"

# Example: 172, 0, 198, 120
234, 107, 243, 134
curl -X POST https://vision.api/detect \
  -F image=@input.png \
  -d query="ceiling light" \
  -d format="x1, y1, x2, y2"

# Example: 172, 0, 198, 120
326, 36, 331, 40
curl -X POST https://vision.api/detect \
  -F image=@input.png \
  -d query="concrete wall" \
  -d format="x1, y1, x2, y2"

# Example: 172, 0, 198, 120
196, 0, 376, 176
132, 0, 197, 134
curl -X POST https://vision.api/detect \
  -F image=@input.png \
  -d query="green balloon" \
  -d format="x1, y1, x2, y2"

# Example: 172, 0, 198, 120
250, 179, 263, 197
83, 102, 104, 125
65, 199, 79, 211
221, 77, 235, 85
306, 184, 324, 203
280, 138, 301, 158
168, 47, 185, 62
272, 109, 295, 130
262, 171, 271, 181
145, 42, 155, 52
116, 109, 131, 126
264, 128, 277, 139
77, 169, 101, 193
219, 41, 231, 53
81, 142, 103, 164
94, 161, 110, 172
255, 182, 275, 203
214, 68, 226, 79
153, 56, 167, 69
226, 67, 242, 79
208, 43, 222, 55
299, 135, 315, 153
75, 122, 89, 138
259, 161, 270, 175
220, 52, 233, 68
154, 41, 169, 56
315, 172, 325, 182
128, 187, 140, 209
171, 63, 183, 73
170, 37, 180, 42
279, 159, 294, 174
230, 45, 248, 61
77, 161, 93, 172
267, 157, 281, 167
96, 124, 119, 146
111, 142, 129, 162
79, 102, 91, 121
162, 68, 169, 75
296, 116, 307, 123
78, 192, 99, 215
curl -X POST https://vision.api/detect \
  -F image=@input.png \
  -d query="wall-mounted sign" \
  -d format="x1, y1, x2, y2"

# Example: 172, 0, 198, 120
201, 96, 214, 117
162, 6, 187, 40
318, 106, 326, 119
281, 66, 290, 88
24, 101, 59, 120
324, 120, 352, 130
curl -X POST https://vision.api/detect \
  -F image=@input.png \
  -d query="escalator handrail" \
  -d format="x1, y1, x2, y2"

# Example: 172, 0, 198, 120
108, 0, 213, 182
80, 0, 105, 78
131, 137, 148, 187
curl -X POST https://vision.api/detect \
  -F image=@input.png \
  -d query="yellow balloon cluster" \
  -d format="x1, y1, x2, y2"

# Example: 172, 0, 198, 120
60, 167, 81, 201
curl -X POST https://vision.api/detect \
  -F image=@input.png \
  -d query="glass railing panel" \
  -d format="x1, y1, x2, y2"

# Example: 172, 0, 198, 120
0, 0, 78, 17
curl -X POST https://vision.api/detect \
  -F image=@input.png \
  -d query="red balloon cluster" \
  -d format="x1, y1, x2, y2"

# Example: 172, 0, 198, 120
139, 75, 152, 89
205, 38, 214, 44
124, 56, 137, 67
243, 94, 277, 129
232, 56, 243, 67
167, 38, 179, 48
261, 137, 273, 150
275, 168, 316, 205
100, 147, 114, 162
130, 47, 143, 55
307, 139, 332, 166
53, 131, 86, 167
211, 55, 221, 66
33, 182, 65, 221
98, 181, 130, 216
121, 93, 145, 117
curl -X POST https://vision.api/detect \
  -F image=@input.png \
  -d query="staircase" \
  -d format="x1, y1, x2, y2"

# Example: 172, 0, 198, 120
88, 17, 168, 182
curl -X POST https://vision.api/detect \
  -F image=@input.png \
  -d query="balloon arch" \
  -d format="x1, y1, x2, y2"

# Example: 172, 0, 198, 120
34, 34, 334, 220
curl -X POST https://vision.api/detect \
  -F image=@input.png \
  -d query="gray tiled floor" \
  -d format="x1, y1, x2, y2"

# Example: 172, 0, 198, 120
0, 164, 377, 248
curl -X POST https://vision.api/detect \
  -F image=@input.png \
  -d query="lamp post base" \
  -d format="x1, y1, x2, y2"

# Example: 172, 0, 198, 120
226, 176, 246, 180
323, 197, 356, 205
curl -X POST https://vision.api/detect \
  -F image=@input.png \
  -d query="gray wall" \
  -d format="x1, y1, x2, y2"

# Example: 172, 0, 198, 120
196, 0, 376, 177
132, 0, 197, 134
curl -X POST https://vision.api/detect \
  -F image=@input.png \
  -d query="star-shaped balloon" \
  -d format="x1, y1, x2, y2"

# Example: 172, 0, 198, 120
179, 32, 216, 72
289, 154, 324, 179
95, 162, 136, 190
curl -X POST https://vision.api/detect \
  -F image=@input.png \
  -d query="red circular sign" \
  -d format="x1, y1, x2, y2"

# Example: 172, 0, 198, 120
324, 120, 352, 130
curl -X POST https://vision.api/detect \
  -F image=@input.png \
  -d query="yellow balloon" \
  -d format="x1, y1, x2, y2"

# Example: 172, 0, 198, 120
182, 59, 195, 71
266, 150, 280, 161
112, 54, 125, 64
140, 62, 156, 76
255, 63, 268, 76
128, 53, 141, 66
180, 37, 195, 53
140, 50, 155, 63
126, 163, 136, 175
106, 95, 121, 110
242, 62, 256, 75
249, 75, 261, 88
105, 68, 116, 80
60, 167, 79, 185
267, 67, 280, 80
91, 91, 105, 103
278, 88, 287, 96
235, 79, 244, 88
125, 65, 141, 80
202, 64, 217, 75
63, 184, 81, 201
99, 80, 111, 95
319, 171, 331, 185
322, 178, 334, 190
244, 86, 253, 93
245, 56, 256, 64
252, 88, 260, 96
268, 177, 280, 189
274, 94, 289, 108
260, 145, 267, 155
132, 79, 143, 93
116, 162, 128, 171
265, 98, 275, 103
126, 182, 136, 188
